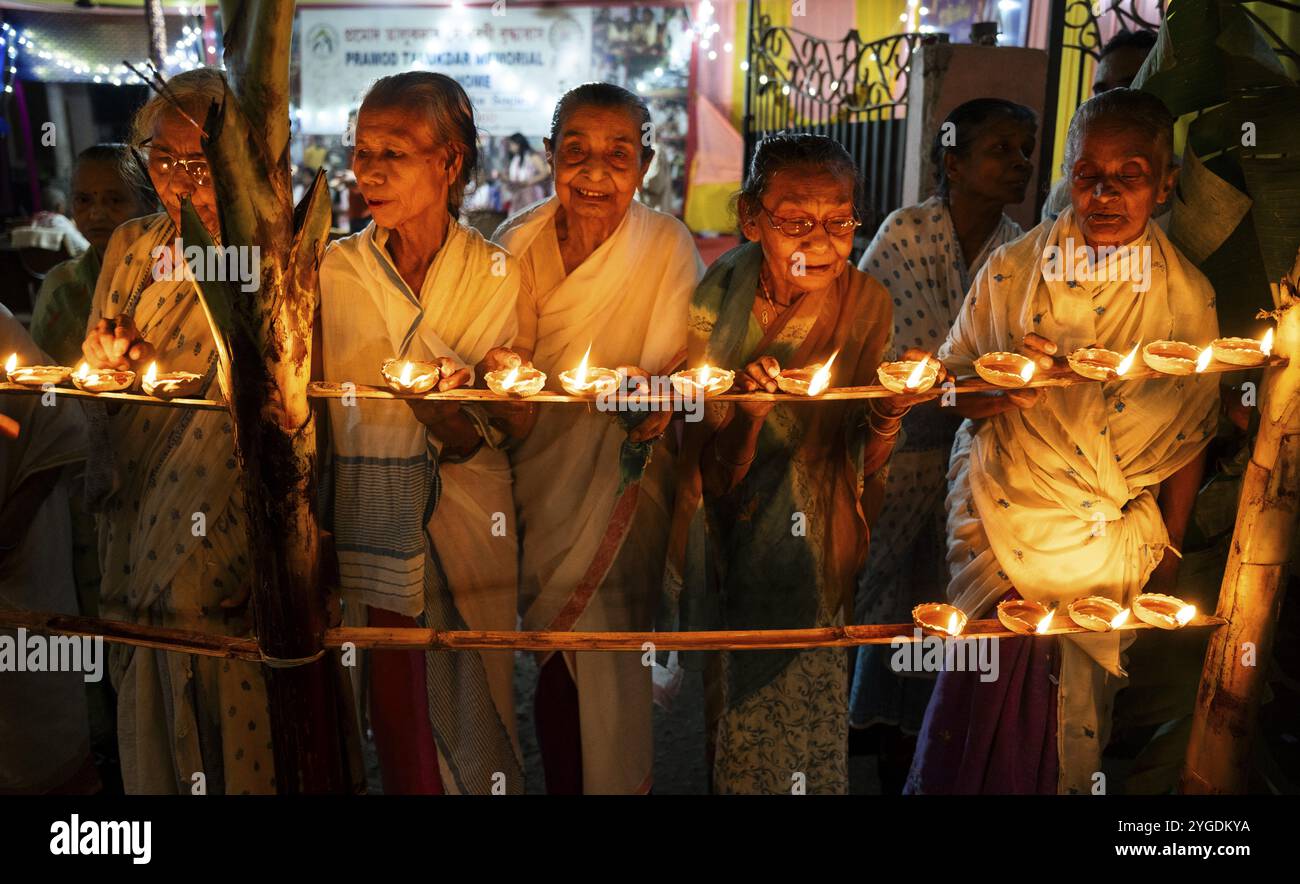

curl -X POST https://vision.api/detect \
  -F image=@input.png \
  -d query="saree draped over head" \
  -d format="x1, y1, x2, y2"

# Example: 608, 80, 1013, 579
928, 208, 1219, 794
0, 307, 92, 793
666, 241, 891, 794
319, 219, 523, 794
851, 197, 1023, 733
493, 196, 702, 794
86, 213, 274, 794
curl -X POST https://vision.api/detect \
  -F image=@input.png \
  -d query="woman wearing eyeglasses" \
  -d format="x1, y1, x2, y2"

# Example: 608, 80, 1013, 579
664, 133, 899, 794
75, 68, 276, 795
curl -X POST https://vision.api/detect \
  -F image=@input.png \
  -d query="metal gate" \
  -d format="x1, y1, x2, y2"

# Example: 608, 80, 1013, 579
741, 3, 943, 237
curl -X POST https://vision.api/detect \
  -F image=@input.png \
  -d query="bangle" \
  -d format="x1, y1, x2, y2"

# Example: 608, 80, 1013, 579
869, 398, 911, 421
714, 441, 756, 469
868, 418, 903, 439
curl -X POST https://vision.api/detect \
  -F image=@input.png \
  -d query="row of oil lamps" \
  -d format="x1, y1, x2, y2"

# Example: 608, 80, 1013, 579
1, 354, 202, 399
914, 592, 1198, 638
385, 331, 1274, 399
1, 330, 1273, 403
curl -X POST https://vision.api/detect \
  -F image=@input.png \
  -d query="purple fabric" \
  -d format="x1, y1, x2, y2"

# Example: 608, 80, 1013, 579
904, 635, 1061, 794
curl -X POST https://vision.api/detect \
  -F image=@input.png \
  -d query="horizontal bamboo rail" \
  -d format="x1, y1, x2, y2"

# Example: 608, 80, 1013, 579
0, 607, 1227, 662
0, 355, 1285, 410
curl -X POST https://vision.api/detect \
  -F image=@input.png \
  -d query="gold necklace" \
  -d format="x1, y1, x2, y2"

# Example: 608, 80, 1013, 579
758, 273, 797, 326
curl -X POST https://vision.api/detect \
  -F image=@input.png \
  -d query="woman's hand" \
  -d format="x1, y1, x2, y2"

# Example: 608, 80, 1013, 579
83, 315, 155, 371
614, 365, 672, 442
955, 388, 1041, 419
477, 347, 526, 379
1018, 333, 1059, 373
734, 355, 780, 420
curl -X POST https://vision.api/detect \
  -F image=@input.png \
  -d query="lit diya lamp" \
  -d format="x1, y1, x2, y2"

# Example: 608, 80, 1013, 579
1067, 343, 1139, 381
877, 356, 939, 394
777, 352, 838, 397
670, 364, 735, 398
485, 364, 547, 398
974, 351, 1036, 388
1211, 328, 1273, 367
559, 346, 619, 397
6, 358, 73, 388
996, 598, 1054, 636
141, 361, 203, 400
1142, 340, 1206, 376
912, 602, 967, 638
1131, 593, 1197, 630
72, 361, 135, 393
381, 358, 441, 395
1067, 596, 1129, 632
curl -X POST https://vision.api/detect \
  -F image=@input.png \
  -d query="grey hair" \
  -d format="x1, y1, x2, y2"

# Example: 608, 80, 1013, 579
1063, 87, 1175, 171
736, 131, 863, 220
549, 82, 653, 163
129, 67, 228, 153
360, 71, 479, 217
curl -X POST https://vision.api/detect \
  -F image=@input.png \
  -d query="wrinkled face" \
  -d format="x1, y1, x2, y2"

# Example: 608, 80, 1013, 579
148, 108, 219, 235
1069, 122, 1176, 247
1093, 47, 1150, 94
545, 105, 650, 227
741, 168, 856, 294
72, 158, 145, 255
947, 117, 1036, 206
353, 106, 459, 231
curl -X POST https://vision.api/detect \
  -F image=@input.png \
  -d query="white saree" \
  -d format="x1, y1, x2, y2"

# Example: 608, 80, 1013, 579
938, 208, 1219, 793
494, 196, 703, 793
319, 219, 523, 791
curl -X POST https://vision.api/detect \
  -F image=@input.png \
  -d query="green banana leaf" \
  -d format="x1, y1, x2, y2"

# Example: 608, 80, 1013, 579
1134, 0, 1300, 334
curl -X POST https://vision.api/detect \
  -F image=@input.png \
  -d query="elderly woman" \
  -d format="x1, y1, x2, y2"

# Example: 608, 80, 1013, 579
906, 89, 1217, 794
492, 83, 703, 794
77, 68, 274, 794
849, 98, 1036, 786
667, 133, 902, 794
316, 72, 526, 795
32, 143, 156, 366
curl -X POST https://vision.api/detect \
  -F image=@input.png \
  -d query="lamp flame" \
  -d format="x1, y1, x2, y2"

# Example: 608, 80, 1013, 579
1110, 609, 1130, 630
1261, 328, 1274, 357
1019, 360, 1035, 383
501, 366, 520, 390
399, 361, 414, 387
1195, 346, 1212, 373
76, 361, 90, 380
1036, 610, 1055, 634
946, 612, 961, 636
4, 353, 16, 375
1116, 343, 1139, 376
905, 358, 928, 391
576, 345, 591, 385
1175, 604, 1196, 627
807, 351, 838, 397
144, 361, 158, 385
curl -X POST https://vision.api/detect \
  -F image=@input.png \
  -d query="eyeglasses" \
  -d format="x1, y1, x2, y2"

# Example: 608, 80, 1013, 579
759, 203, 861, 238
141, 141, 210, 187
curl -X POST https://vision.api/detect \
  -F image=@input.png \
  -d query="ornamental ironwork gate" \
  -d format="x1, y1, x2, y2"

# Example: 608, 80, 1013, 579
741, 4, 943, 239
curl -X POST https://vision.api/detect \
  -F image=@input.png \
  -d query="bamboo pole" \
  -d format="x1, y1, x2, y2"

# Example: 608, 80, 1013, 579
1183, 278, 1300, 794
0, 355, 1285, 410
0, 607, 1226, 657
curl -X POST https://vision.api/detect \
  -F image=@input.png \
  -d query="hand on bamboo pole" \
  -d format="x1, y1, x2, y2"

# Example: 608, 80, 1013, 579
617, 364, 672, 442
734, 355, 781, 419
